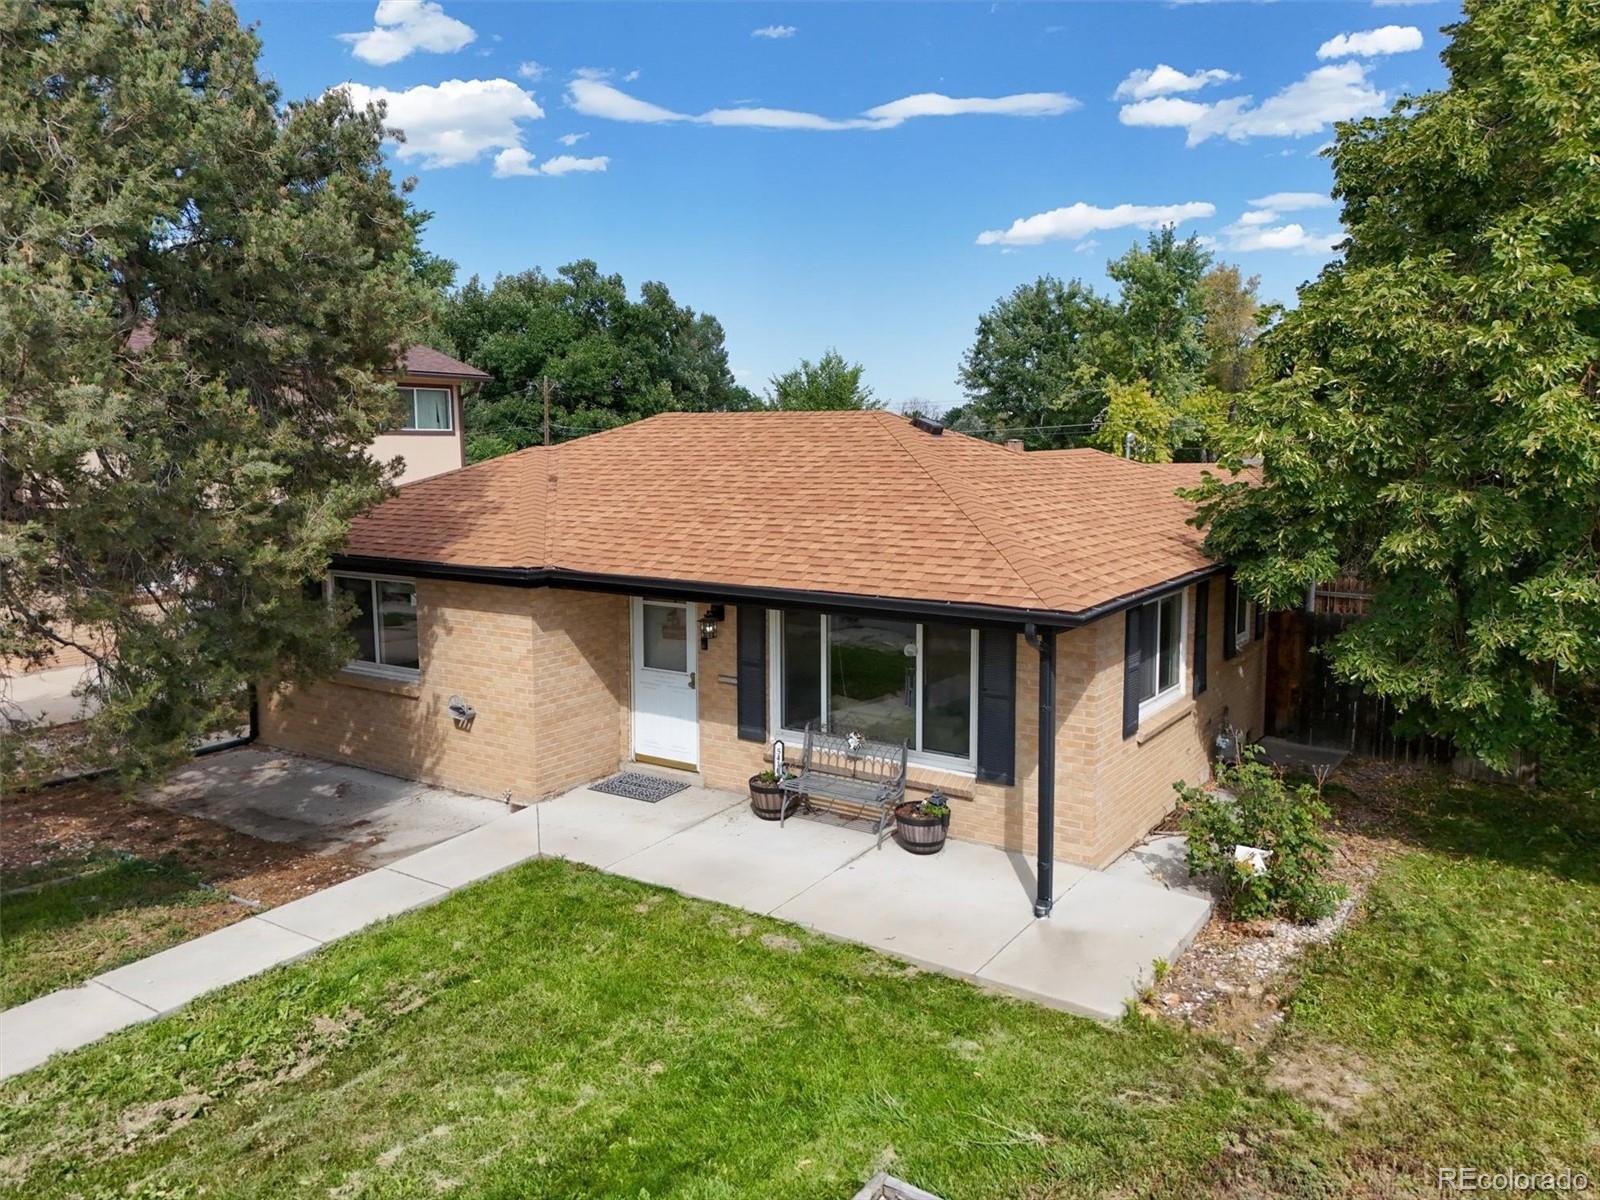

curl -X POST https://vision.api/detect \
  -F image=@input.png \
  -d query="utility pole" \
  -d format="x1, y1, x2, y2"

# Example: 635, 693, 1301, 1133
540, 375, 554, 447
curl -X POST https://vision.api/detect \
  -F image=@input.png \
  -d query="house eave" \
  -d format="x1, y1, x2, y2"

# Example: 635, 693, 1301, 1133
329, 554, 1228, 629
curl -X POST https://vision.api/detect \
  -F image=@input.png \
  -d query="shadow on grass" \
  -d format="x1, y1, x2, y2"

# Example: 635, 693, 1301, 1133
1335, 765, 1600, 886
1, 853, 212, 944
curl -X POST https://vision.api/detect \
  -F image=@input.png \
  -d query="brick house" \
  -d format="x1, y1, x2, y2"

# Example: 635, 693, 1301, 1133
262, 411, 1266, 913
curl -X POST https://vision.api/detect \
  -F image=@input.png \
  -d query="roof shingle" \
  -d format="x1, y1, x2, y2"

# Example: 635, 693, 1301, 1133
343, 412, 1239, 619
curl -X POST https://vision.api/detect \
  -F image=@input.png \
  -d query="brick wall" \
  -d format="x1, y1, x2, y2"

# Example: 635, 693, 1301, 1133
265, 580, 1264, 869
263, 584, 633, 802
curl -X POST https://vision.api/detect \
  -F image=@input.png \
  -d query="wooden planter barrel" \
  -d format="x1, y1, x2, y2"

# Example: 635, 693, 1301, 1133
749, 776, 794, 821
893, 801, 949, 855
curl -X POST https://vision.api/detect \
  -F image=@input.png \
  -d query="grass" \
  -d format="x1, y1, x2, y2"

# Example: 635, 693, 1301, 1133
0, 853, 241, 1008
0, 769, 1595, 1198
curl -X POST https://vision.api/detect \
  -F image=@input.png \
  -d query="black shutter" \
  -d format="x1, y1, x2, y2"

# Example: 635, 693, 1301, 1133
976, 629, 1016, 785
1123, 606, 1142, 739
735, 606, 767, 742
1223, 575, 1239, 661
1193, 580, 1209, 697
1254, 595, 1266, 641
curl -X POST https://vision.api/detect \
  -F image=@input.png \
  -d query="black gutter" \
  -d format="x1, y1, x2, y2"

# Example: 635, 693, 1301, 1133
1024, 624, 1057, 917
330, 556, 1228, 629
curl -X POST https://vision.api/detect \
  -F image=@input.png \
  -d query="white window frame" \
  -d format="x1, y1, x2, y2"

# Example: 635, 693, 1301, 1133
397, 385, 454, 432
767, 611, 980, 772
328, 571, 421, 680
1138, 587, 1189, 720
1234, 592, 1256, 649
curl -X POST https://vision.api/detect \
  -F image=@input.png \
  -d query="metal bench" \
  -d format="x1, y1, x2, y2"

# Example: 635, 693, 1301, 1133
779, 722, 908, 848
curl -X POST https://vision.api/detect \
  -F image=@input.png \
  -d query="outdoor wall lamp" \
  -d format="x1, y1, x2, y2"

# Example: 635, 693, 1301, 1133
699, 604, 725, 649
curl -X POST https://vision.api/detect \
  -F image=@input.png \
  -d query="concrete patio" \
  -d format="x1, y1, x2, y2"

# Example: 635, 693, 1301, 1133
2, 770, 1211, 1080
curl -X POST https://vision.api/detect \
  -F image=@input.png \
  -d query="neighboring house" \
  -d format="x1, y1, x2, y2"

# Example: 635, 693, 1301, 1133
373, 345, 490, 484
125, 327, 488, 486
261, 411, 1267, 912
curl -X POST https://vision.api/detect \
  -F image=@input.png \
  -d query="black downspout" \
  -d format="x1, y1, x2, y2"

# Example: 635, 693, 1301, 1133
1025, 624, 1057, 917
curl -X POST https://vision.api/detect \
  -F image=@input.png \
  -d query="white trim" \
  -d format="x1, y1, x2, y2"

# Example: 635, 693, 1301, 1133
397, 384, 454, 432
1234, 594, 1256, 648
1137, 587, 1189, 721
328, 571, 421, 679
766, 609, 979, 774
629, 597, 700, 768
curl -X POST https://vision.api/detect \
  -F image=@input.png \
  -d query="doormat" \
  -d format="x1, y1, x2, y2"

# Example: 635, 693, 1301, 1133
590, 772, 689, 803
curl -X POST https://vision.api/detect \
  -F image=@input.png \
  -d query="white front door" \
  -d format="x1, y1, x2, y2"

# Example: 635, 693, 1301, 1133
631, 598, 699, 768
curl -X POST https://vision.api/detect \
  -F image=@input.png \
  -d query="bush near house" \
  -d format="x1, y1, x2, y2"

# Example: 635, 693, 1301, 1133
1175, 755, 1343, 923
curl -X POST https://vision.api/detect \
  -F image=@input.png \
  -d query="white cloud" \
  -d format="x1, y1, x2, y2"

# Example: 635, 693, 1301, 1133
1247, 190, 1333, 211
557, 132, 588, 146
1117, 96, 1212, 128
1236, 208, 1278, 226
517, 60, 546, 81
339, 79, 543, 168
1113, 64, 1238, 101
702, 106, 865, 131
568, 77, 687, 123
861, 92, 1078, 124
976, 201, 1215, 248
752, 24, 797, 38
338, 0, 475, 66
623, 68, 642, 82
1223, 221, 1342, 254
1120, 63, 1385, 147
1073, 238, 1099, 254
492, 148, 609, 178
1317, 25, 1424, 59
567, 79, 1078, 132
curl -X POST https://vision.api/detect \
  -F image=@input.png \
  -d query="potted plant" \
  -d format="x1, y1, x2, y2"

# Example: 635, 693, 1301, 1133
893, 791, 951, 855
748, 769, 794, 821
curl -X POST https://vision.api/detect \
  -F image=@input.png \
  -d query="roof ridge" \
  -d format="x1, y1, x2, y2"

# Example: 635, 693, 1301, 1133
876, 414, 1055, 611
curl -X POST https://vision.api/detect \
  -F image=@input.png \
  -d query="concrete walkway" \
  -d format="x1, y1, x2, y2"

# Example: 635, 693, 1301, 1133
1, 777, 1210, 1080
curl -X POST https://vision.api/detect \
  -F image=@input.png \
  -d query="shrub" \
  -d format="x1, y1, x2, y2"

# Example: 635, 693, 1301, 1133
1174, 752, 1344, 923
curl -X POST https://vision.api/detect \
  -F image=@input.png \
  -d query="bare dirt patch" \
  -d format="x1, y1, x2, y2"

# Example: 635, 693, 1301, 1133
2, 779, 368, 908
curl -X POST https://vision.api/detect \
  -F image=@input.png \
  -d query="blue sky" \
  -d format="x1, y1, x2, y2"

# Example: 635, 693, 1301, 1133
238, 0, 1455, 409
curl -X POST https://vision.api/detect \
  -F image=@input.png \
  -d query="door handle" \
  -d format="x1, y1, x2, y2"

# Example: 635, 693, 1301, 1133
688, 672, 696, 690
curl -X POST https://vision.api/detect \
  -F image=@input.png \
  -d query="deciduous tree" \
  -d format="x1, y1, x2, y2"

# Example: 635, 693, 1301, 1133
1189, 0, 1600, 774
440, 263, 756, 459
766, 350, 880, 411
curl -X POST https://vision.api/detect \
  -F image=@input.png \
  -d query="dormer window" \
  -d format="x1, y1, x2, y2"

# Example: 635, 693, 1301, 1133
399, 385, 453, 431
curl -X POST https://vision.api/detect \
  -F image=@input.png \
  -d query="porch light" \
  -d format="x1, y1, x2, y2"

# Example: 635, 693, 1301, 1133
699, 604, 725, 649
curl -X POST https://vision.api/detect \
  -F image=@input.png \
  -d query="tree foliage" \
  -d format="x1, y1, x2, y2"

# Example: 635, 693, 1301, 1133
0, 0, 432, 784
957, 230, 1216, 447
438, 263, 756, 460
1189, 0, 1600, 772
765, 349, 881, 411
1199, 264, 1264, 393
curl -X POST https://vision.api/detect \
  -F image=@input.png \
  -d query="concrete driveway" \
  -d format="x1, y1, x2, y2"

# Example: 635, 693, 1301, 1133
145, 746, 509, 866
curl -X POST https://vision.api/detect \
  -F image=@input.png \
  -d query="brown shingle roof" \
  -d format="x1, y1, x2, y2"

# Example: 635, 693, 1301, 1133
400, 345, 491, 381
342, 413, 1228, 620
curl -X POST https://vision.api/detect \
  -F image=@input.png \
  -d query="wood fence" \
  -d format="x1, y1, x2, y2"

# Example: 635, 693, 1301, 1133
1266, 581, 1454, 763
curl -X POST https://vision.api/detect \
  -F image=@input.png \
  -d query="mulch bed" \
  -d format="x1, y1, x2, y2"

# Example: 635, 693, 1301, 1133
1144, 764, 1412, 1048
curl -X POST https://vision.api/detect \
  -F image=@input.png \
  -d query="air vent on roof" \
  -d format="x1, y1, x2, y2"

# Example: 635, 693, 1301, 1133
909, 414, 944, 436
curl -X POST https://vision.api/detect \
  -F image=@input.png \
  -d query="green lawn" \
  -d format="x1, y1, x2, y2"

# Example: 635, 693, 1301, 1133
1, 771, 1595, 1198
0, 853, 239, 1008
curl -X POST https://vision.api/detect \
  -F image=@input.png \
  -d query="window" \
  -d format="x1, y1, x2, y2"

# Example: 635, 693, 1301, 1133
1136, 590, 1186, 714
398, 386, 453, 431
1233, 591, 1255, 648
773, 611, 977, 765
331, 573, 419, 675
